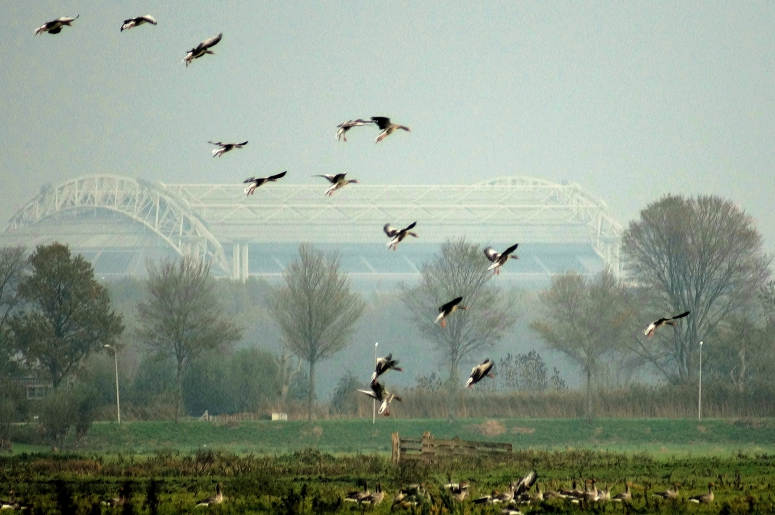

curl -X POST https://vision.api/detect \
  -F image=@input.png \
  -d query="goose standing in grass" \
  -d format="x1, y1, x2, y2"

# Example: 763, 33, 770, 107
653, 482, 679, 500
466, 358, 495, 388
356, 380, 401, 416
344, 483, 369, 503
384, 222, 418, 250
514, 470, 538, 496
336, 119, 374, 141
371, 117, 411, 143
434, 296, 467, 327
612, 482, 631, 503
444, 482, 469, 503
184, 33, 222, 66
371, 353, 403, 382
195, 483, 223, 507
688, 483, 714, 504
484, 243, 519, 275
314, 173, 359, 197
101, 486, 128, 507
121, 15, 156, 31
644, 311, 690, 337
35, 16, 78, 35
209, 140, 247, 158
243, 171, 286, 196
360, 483, 385, 506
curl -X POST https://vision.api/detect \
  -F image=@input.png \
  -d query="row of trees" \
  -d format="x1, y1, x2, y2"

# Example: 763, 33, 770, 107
0, 193, 772, 432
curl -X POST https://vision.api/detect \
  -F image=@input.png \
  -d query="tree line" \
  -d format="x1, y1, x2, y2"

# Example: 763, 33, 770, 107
0, 193, 773, 446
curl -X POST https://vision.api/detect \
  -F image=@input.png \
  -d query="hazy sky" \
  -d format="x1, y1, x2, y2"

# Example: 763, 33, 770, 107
3, 2, 774, 254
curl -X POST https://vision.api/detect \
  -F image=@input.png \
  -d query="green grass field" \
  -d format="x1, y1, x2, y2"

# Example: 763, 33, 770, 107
26, 417, 775, 457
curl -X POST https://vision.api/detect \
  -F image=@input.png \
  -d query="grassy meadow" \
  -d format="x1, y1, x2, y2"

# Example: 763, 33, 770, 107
30, 417, 775, 456
4, 418, 775, 514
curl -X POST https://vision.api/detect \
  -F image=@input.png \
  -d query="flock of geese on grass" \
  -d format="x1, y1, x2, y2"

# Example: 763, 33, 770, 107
0, 478, 718, 512
342, 473, 716, 513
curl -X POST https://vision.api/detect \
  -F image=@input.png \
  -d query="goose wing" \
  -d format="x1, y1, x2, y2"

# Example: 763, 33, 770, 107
199, 32, 223, 50
371, 116, 391, 129
401, 221, 417, 233
439, 296, 463, 313
483, 247, 500, 262
384, 224, 398, 237
314, 174, 338, 183
267, 171, 287, 181
502, 243, 519, 256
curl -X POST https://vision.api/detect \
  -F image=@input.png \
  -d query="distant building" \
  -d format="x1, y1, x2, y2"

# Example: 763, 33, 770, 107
1, 174, 622, 290
16, 376, 51, 400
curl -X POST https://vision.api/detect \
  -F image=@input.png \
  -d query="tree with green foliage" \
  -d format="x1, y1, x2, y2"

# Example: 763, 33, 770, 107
622, 195, 771, 383
403, 239, 519, 420
531, 268, 634, 421
268, 244, 365, 421
9, 243, 124, 388
137, 256, 242, 421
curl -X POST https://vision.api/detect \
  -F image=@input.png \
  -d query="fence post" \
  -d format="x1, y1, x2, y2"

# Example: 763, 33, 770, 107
421, 430, 433, 457
391, 432, 400, 464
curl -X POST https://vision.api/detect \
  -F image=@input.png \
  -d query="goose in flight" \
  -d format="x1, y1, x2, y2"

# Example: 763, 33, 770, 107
434, 296, 467, 328
35, 15, 78, 35
644, 311, 690, 337
484, 243, 519, 275
356, 380, 401, 416
336, 119, 374, 141
121, 15, 156, 31
195, 483, 223, 507
466, 358, 495, 388
371, 353, 403, 382
243, 171, 286, 196
314, 173, 359, 197
184, 33, 222, 66
209, 140, 247, 158
371, 117, 411, 143
384, 222, 418, 250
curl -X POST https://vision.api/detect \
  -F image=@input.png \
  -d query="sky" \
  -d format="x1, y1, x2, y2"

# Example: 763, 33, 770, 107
2, 2, 774, 255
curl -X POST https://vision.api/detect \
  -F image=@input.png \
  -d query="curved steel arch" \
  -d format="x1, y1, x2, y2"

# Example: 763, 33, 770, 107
5, 174, 230, 274
477, 176, 623, 274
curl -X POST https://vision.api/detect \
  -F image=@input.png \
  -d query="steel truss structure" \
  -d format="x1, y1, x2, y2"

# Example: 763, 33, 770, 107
3, 174, 622, 280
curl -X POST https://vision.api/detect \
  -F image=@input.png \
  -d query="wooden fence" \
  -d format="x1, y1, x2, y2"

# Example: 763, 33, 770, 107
391, 431, 512, 464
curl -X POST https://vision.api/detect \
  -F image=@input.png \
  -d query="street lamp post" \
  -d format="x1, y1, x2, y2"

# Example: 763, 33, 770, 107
698, 341, 703, 421
373, 342, 378, 425
104, 344, 121, 424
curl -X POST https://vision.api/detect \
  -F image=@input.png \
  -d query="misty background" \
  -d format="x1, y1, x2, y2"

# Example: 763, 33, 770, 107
2, 2, 774, 401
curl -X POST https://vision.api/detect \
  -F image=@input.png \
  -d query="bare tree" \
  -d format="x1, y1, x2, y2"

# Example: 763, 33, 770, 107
10, 243, 124, 388
268, 244, 365, 421
530, 268, 635, 421
402, 239, 519, 420
622, 195, 771, 383
137, 256, 242, 421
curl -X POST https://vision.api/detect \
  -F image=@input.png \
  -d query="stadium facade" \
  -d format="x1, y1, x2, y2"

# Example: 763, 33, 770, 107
1, 174, 623, 290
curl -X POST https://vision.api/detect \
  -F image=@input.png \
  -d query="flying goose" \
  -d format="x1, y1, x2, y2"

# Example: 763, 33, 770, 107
356, 380, 401, 416
336, 119, 374, 141
434, 296, 467, 327
688, 483, 714, 504
371, 117, 411, 143
209, 140, 247, 158
314, 173, 359, 197
466, 358, 495, 388
484, 244, 519, 275
644, 311, 691, 337
371, 353, 403, 382
243, 171, 287, 196
121, 15, 157, 31
384, 222, 418, 250
35, 16, 78, 35
195, 483, 223, 507
184, 33, 222, 66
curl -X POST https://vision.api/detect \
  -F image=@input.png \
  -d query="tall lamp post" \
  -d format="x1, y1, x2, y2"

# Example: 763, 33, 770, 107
698, 341, 703, 421
372, 342, 378, 425
104, 344, 121, 425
